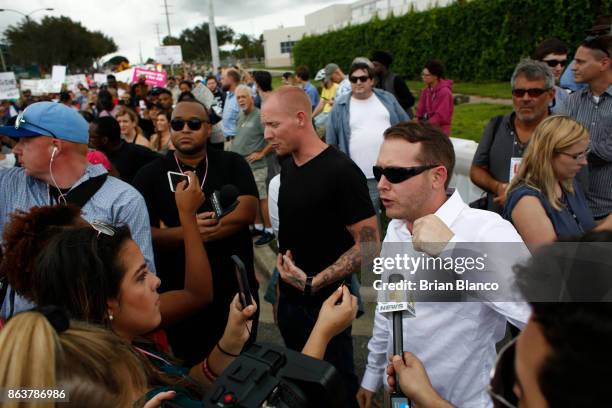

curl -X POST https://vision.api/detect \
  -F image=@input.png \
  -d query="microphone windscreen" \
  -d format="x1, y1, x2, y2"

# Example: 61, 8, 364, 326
220, 184, 239, 207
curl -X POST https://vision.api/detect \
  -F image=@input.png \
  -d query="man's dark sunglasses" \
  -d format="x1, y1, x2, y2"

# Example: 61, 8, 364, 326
373, 165, 438, 183
170, 119, 208, 131
349, 75, 371, 83
543, 59, 567, 68
511, 88, 550, 98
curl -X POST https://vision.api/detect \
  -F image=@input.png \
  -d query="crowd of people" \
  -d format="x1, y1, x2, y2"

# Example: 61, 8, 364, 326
0, 14, 611, 408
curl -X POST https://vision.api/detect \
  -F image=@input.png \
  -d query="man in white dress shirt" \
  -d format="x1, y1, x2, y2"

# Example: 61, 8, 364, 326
356, 122, 531, 408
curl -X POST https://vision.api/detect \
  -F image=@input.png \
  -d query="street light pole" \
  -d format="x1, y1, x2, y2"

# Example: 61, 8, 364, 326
208, 0, 220, 72
0, 8, 54, 20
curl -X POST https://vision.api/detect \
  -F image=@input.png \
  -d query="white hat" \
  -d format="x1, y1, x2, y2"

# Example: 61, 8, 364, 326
314, 68, 326, 81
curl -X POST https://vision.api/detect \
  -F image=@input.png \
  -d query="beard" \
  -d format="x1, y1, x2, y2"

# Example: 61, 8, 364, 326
173, 137, 207, 156
221, 83, 231, 92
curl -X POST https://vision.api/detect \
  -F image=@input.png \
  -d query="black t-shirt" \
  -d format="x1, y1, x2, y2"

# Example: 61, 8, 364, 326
278, 146, 375, 304
132, 148, 259, 365
106, 141, 162, 185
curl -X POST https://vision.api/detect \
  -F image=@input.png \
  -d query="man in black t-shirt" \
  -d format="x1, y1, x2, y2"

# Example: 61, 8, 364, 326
133, 100, 260, 366
89, 117, 161, 185
262, 86, 379, 406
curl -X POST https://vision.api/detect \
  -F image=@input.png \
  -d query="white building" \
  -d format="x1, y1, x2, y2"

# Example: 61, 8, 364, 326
263, 26, 309, 68
263, 0, 454, 67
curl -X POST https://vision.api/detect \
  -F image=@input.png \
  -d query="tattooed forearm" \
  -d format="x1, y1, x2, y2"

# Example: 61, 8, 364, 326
312, 218, 379, 293
313, 246, 360, 292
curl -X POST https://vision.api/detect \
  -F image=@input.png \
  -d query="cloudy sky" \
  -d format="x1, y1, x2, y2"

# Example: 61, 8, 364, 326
0, 0, 354, 63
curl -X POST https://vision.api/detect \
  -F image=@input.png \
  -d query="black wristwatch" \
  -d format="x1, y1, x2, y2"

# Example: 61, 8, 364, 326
304, 276, 313, 296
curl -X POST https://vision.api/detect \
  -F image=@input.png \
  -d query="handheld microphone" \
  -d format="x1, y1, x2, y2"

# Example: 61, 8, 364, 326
378, 273, 413, 408
211, 184, 239, 219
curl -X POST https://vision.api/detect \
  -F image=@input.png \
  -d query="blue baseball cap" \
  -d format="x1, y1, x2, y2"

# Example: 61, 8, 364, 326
0, 101, 89, 144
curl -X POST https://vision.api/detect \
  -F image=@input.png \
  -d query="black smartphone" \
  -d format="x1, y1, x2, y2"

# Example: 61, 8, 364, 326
167, 171, 190, 192
231, 255, 253, 309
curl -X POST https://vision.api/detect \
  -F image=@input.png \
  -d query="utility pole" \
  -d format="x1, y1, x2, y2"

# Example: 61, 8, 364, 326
208, 0, 220, 72
163, 0, 172, 37
155, 23, 162, 45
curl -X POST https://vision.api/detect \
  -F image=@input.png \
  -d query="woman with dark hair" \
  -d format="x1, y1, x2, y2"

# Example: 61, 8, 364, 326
416, 59, 454, 135
95, 89, 115, 118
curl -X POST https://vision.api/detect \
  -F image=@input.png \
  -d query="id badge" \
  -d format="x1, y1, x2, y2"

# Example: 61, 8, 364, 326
509, 157, 522, 182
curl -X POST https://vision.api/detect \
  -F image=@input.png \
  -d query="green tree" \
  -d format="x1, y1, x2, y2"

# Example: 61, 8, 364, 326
3, 16, 117, 72
233, 34, 264, 60
163, 23, 235, 61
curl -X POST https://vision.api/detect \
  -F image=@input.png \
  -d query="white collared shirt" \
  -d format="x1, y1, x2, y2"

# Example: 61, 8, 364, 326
361, 190, 531, 408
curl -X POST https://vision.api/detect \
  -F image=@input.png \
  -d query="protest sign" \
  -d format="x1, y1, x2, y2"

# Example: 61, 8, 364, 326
132, 68, 167, 87
0, 72, 20, 100
155, 46, 183, 65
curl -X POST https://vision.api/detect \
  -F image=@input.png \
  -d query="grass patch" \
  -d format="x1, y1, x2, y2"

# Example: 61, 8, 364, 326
451, 103, 512, 142
407, 81, 511, 100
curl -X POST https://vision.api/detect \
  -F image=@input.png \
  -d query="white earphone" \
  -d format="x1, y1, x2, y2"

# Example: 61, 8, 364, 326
51, 146, 58, 160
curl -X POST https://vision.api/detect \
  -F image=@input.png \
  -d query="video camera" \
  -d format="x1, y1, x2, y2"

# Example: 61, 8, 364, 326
201, 342, 346, 408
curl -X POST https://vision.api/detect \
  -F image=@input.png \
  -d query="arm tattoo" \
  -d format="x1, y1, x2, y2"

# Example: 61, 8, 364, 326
313, 222, 379, 292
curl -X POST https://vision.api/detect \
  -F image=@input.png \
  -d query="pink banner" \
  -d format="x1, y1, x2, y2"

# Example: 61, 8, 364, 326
132, 68, 167, 87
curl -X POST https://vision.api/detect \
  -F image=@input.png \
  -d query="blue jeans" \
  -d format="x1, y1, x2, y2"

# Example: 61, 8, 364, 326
277, 295, 359, 407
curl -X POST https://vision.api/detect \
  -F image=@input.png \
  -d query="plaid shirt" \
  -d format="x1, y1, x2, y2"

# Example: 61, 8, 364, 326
559, 85, 612, 218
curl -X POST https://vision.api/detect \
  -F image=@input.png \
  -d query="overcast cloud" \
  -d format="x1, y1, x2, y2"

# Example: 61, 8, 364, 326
0, 0, 353, 65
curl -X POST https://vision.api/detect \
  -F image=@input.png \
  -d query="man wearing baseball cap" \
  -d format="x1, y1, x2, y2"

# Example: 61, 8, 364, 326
325, 63, 352, 100
0, 101, 155, 319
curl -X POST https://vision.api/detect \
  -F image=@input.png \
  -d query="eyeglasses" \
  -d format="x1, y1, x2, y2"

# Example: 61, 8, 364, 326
543, 59, 567, 68
89, 220, 116, 237
372, 165, 439, 183
487, 338, 518, 408
170, 118, 208, 131
558, 147, 590, 161
349, 75, 371, 83
511, 88, 550, 98
15, 111, 57, 137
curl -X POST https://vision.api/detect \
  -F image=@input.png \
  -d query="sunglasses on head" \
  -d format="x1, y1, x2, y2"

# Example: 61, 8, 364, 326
511, 88, 550, 98
349, 75, 371, 83
543, 59, 567, 67
15, 111, 57, 137
89, 220, 116, 237
372, 164, 438, 183
170, 118, 208, 131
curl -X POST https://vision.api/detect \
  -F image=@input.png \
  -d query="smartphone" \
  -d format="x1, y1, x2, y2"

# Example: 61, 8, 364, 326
231, 255, 253, 309
167, 171, 190, 192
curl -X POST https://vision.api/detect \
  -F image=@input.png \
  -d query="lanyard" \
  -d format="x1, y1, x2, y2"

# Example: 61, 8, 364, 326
134, 346, 173, 366
173, 152, 208, 190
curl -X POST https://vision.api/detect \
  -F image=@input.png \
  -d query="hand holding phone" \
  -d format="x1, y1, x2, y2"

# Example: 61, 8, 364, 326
174, 171, 204, 214
231, 255, 253, 309
167, 171, 190, 192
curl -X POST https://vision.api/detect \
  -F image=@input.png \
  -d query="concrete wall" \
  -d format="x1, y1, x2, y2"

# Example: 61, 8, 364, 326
263, 26, 309, 68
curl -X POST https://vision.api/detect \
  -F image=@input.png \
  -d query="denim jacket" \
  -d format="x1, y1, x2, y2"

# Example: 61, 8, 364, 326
325, 88, 410, 154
